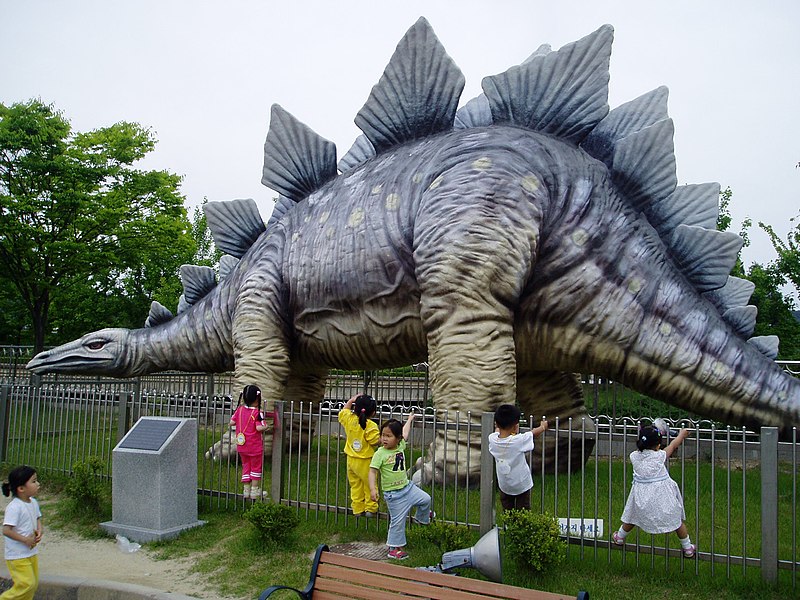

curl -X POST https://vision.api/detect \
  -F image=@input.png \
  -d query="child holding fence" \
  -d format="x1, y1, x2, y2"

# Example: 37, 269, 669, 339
612, 425, 696, 557
230, 384, 268, 500
338, 393, 380, 517
369, 412, 432, 560
488, 404, 548, 512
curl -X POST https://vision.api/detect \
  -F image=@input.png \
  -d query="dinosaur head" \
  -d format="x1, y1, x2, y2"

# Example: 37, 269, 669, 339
27, 328, 133, 376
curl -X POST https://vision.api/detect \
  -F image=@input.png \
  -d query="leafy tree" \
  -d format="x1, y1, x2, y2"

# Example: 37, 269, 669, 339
191, 198, 222, 269
745, 263, 800, 359
759, 211, 800, 302
0, 99, 195, 350
717, 187, 800, 359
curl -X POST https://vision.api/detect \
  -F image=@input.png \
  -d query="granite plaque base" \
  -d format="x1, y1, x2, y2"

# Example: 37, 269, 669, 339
100, 417, 205, 543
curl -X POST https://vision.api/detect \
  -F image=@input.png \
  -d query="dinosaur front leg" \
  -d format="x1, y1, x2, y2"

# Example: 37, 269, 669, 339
517, 370, 596, 474
269, 365, 330, 458
231, 267, 292, 407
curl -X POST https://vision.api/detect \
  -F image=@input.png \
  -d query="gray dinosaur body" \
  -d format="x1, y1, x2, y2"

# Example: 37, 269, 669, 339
28, 20, 800, 479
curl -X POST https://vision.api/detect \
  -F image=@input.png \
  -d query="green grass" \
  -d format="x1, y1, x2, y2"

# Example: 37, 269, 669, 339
8, 411, 799, 564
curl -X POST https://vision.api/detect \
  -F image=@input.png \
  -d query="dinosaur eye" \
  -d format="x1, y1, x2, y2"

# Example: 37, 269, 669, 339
87, 341, 105, 350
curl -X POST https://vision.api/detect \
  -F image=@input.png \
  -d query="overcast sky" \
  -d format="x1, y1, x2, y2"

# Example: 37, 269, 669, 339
2, 1, 798, 276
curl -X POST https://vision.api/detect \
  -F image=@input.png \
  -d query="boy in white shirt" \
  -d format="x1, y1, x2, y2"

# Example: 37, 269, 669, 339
488, 404, 548, 511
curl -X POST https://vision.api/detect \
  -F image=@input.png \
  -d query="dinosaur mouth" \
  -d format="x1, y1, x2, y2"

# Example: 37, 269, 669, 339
27, 354, 111, 374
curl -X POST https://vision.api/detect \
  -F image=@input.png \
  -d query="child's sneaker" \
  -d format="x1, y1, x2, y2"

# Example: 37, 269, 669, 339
387, 547, 409, 560
612, 531, 625, 545
682, 544, 696, 558
364, 511, 376, 518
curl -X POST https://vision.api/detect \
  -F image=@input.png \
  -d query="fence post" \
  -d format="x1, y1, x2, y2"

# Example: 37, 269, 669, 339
206, 374, 215, 400
760, 426, 778, 583
480, 411, 495, 536
0, 385, 10, 463
133, 377, 141, 407
270, 401, 285, 503
116, 392, 132, 444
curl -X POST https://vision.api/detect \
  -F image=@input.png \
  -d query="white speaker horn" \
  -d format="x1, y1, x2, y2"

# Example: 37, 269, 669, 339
439, 526, 502, 582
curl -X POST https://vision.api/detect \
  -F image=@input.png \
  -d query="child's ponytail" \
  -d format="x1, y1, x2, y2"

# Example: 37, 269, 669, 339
353, 394, 377, 430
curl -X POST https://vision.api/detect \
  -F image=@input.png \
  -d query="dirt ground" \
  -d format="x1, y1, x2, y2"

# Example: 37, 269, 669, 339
0, 495, 235, 599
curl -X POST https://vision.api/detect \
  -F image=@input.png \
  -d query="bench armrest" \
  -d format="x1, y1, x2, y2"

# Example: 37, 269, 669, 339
258, 543, 328, 600
259, 584, 308, 599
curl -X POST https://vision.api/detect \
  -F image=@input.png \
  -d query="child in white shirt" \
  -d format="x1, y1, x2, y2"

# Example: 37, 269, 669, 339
2, 465, 43, 600
488, 404, 548, 511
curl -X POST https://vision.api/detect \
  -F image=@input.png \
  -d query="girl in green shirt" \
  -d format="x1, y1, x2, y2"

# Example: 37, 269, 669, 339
369, 412, 432, 560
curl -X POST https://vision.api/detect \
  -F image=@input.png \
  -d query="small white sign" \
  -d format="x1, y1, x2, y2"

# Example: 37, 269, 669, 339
558, 518, 604, 539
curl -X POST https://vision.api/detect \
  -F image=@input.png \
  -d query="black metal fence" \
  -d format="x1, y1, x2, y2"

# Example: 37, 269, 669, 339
0, 378, 797, 587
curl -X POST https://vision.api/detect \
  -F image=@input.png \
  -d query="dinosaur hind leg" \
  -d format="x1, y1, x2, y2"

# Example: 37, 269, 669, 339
412, 169, 543, 485
517, 370, 596, 474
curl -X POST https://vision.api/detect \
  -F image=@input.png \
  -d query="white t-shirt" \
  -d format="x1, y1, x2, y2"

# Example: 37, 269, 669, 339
3, 497, 41, 560
488, 431, 534, 495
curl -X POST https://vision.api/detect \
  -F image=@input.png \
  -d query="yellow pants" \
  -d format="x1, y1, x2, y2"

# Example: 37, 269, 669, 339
347, 456, 378, 514
2, 555, 38, 600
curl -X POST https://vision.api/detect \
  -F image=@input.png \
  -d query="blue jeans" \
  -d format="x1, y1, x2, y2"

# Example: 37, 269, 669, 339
383, 481, 431, 547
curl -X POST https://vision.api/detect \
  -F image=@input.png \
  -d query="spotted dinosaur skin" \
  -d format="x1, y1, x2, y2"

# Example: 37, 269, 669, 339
27, 20, 800, 481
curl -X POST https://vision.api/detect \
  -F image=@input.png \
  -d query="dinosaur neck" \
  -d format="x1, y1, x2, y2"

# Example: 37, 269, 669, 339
126, 284, 235, 376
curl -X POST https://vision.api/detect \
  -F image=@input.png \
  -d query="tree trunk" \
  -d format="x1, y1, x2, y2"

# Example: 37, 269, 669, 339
31, 293, 49, 353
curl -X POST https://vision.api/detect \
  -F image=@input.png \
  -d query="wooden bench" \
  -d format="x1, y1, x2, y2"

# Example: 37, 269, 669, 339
259, 544, 589, 600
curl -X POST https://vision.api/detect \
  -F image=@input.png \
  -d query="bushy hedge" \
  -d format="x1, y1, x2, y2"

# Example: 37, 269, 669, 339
501, 510, 565, 574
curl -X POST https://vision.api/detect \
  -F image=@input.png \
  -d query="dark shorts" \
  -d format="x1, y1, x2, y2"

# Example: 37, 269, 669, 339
500, 488, 531, 511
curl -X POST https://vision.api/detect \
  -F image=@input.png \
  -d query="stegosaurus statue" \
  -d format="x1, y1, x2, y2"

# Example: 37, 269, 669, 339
28, 19, 799, 481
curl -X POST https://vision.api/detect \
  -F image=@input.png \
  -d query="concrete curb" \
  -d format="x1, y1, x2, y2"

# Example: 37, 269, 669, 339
1, 574, 203, 600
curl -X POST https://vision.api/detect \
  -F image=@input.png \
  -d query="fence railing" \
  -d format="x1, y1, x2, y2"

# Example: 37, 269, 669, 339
0, 381, 797, 587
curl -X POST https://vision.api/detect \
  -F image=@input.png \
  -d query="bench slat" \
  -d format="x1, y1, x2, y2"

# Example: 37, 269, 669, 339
316, 553, 575, 599
316, 566, 493, 600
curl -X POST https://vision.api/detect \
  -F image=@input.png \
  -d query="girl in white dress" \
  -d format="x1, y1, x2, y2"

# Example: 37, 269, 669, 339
612, 425, 696, 557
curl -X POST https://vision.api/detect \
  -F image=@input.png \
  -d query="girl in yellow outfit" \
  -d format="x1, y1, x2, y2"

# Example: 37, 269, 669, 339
338, 394, 380, 516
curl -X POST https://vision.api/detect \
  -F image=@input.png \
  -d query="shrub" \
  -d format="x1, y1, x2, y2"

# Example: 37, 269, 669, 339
500, 510, 565, 574
413, 521, 473, 553
65, 457, 108, 512
243, 502, 300, 542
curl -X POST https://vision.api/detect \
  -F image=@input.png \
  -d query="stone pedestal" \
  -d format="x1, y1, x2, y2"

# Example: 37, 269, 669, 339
101, 417, 205, 542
